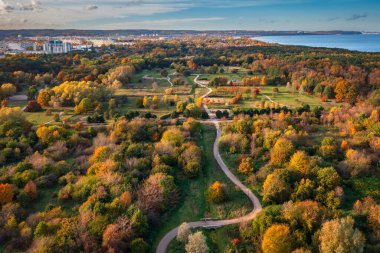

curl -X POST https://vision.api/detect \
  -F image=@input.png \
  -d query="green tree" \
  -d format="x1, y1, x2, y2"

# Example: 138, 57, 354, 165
130, 238, 148, 253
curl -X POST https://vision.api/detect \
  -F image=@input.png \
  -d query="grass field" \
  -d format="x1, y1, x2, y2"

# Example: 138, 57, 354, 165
198, 68, 253, 81
207, 85, 334, 109
151, 123, 252, 252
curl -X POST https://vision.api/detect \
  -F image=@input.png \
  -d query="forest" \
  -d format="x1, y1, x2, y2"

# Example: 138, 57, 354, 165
0, 39, 379, 253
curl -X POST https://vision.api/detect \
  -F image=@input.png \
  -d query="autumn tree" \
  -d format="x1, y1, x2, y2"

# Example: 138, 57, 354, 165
289, 150, 311, 176
318, 137, 338, 161
0, 183, 14, 204
24, 180, 37, 199
185, 231, 209, 253
0, 83, 17, 99
260, 76, 267, 86
319, 217, 365, 253
262, 224, 292, 253
262, 169, 292, 204
270, 138, 294, 166
143, 96, 150, 108
74, 98, 92, 114
177, 222, 191, 243
341, 149, 371, 177
137, 173, 176, 214
207, 181, 227, 203
238, 157, 255, 175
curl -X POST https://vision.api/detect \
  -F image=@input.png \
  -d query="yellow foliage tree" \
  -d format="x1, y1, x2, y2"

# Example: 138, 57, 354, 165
289, 150, 310, 176
207, 181, 226, 203
270, 138, 294, 166
262, 224, 292, 253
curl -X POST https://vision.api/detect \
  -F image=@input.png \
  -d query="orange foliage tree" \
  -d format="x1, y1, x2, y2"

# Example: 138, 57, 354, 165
0, 183, 14, 204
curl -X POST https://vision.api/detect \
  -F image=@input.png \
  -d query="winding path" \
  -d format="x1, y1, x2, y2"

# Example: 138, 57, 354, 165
156, 75, 262, 253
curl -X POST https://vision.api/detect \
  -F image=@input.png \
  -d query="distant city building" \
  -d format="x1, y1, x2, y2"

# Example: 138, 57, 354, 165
89, 39, 114, 47
43, 40, 72, 54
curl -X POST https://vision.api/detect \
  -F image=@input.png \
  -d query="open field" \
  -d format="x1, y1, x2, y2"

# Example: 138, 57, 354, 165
207, 85, 335, 110
198, 68, 254, 81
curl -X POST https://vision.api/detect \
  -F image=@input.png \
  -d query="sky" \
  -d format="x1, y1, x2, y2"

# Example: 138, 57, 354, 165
0, 0, 379, 31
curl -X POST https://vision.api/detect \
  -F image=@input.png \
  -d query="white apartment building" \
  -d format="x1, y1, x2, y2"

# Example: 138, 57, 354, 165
43, 40, 72, 54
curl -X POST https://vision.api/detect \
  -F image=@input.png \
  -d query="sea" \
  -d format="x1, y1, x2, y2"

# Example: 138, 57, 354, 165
251, 34, 380, 53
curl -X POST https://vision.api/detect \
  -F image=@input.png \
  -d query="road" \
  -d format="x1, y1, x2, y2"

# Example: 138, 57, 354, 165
156, 75, 262, 253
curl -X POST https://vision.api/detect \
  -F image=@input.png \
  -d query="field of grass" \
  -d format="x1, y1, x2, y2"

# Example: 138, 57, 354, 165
208, 85, 333, 109
151, 123, 252, 252
198, 68, 253, 81
132, 69, 169, 81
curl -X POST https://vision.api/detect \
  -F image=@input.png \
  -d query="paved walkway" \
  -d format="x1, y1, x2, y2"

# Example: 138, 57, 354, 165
156, 75, 262, 253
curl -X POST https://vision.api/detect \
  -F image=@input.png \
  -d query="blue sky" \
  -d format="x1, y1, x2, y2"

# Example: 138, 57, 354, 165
0, 0, 379, 31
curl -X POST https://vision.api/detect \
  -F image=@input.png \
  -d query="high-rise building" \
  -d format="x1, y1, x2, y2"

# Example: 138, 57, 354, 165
43, 40, 72, 54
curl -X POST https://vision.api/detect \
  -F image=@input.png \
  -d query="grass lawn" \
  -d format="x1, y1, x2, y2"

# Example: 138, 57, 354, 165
208, 85, 334, 109
198, 68, 253, 81
132, 69, 169, 81
151, 123, 252, 252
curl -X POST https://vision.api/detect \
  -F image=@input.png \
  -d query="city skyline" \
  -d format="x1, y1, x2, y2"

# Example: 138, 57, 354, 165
0, 0, 379, 31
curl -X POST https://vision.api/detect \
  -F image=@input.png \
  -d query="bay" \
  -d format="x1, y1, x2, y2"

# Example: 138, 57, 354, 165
251, 34, 380, 52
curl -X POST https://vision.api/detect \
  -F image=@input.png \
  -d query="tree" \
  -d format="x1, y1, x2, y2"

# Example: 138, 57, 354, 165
260, 76, 267, 86
270, 138, 294, 166
130, 238, 148, 253
152, 96, 160, 108
323, 86, 334, 99
185, 231, 209, 253
74, 98, 92, 114
317, 167, 341, 190
289, 150, 311, 176
262, 169, 292, 204
0, 83, 17, 98
196, 97, 203, 108
37, 89, 52, 106
177, 222, 191, 243
207, 181, 227, 203
262, 224, 292, 253
0, 183, 13, 204
34, 221, 49, 238
319, 217, 365, 253
24, 180, 37, 199
27, 85, 38, 100
283, 200, 328, 233
137, 173, 176, 214
319, 137, 338, 161
343, 149, 371, 177
238, 157, 254, 175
